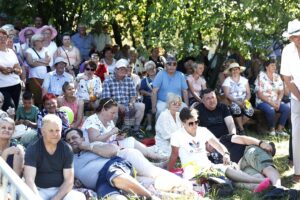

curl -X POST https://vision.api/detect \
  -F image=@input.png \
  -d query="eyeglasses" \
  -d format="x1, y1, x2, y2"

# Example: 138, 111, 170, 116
188, 120, 199, 127
85, 68, 95, 71
167, 62, 177, 66
171, 101, 181, 106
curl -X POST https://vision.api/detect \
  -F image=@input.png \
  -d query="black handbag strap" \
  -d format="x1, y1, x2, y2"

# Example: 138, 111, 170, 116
61, 47, 71, 66
32, 48, 41, 59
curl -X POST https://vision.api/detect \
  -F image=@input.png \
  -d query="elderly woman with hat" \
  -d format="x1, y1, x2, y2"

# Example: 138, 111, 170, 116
37, 25, 57, 66
19, 27, 37, 56
25, 33, 50, 108
222, 62, 254, 135
255, 59, 290, 136
0, 28, 23, 112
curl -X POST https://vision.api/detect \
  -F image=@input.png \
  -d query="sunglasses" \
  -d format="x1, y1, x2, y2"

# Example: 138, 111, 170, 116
85, 68, 95, 71
167, 62, 177, 66
188, 120, 199, 127
171, 101, 182, 106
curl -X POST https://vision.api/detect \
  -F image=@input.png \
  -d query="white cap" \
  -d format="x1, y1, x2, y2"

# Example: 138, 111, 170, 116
115, 58, 129, 69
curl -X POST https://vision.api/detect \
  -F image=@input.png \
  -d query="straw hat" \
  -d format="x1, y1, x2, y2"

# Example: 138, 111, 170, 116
224, 62, 246, 74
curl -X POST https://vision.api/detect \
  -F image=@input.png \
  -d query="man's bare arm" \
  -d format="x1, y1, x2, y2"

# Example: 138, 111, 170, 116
224, 116, 237, 134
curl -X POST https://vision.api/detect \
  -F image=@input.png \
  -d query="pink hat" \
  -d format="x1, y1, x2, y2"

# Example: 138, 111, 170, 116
37, 25, 57, 40
18, 27, 37, 43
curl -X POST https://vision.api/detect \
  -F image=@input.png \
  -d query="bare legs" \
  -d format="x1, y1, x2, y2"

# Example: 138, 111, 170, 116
225, 167, 265, 183
112, 174, 152, 197
262, 166, 281, 186
235, 116, 250, 132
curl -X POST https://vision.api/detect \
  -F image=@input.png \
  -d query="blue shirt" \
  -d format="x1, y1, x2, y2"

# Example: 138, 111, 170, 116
42, 71, 74, 96
71, 33, 95, 61
140, 77, 153, 102
153, 70, 188, 102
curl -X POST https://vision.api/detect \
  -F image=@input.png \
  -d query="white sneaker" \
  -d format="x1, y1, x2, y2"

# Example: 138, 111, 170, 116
269, 130, 276, 136
146, 125, 152, 131
276, 130, 289, 137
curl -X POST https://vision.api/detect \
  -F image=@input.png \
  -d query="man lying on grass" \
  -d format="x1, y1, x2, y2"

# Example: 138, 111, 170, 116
168, 107, 271, 192
65, 128, 196, 199
217, 133, 280, 189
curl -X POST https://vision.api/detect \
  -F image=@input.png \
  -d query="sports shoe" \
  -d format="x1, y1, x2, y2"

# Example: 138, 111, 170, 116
254, 178, 271, 193
269, 130, 276, 136
276, 130, 289, 137
146, 124, 152, 131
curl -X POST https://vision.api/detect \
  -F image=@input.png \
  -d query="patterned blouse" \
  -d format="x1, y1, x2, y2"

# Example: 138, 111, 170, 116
254, 71, 283, 105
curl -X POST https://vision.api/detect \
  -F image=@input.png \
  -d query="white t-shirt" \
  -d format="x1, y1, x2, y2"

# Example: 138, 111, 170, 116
0, 49, 21, 87
171, 126, 214, 169
222, 76, 248, 101
281, 42, 300, 100
101, 58, 116, 74
26, 48, 48, 79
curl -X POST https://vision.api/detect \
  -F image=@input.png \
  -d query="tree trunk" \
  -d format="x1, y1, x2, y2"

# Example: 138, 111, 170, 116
112, 19, 123, 47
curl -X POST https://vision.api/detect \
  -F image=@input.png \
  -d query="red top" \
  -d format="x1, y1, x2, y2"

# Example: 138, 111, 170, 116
95, 63, 108, 82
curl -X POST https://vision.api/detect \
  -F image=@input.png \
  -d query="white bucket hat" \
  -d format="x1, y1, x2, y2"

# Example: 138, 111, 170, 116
282, 19, 300, 38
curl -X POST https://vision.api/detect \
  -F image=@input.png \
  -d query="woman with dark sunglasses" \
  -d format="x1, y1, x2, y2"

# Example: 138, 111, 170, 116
75, 60, 102, 110
168, 107, 271, 192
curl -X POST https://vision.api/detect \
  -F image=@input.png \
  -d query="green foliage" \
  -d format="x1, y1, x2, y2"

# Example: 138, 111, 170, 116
1, 0, 300, 63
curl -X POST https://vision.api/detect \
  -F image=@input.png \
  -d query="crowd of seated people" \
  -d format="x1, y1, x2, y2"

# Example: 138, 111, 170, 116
0, 16, 295, 200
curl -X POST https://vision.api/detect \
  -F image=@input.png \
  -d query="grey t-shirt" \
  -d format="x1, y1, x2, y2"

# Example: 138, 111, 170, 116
74, 151, 109, 189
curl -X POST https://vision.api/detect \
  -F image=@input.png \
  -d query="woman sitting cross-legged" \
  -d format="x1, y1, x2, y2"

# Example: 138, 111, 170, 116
81, 98, 167, 162
168, 107, 271, 191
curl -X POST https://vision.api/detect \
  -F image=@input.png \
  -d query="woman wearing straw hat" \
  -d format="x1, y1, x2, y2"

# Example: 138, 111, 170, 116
222, 62, 254, 135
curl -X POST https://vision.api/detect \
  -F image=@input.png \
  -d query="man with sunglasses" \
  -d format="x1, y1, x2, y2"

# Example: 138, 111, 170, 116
151, 54, 189, 118
42, 57, 74, 96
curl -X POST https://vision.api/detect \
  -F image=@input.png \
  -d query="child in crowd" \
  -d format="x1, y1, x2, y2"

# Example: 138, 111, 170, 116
15, 91, 39, 146
15, 91, 39, 129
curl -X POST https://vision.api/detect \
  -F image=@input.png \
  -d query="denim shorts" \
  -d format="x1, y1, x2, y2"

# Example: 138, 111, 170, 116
95, 156, 133, 198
